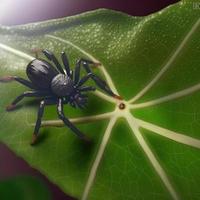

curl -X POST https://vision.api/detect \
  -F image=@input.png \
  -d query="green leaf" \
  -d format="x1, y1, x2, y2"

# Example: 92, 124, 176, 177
0, 176, 51, 200
0, 1, 200, 199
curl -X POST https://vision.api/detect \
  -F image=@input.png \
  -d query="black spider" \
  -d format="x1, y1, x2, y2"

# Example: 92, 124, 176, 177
0, 50, 121, 145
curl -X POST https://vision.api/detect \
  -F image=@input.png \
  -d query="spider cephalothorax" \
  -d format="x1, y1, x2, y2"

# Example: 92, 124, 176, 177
0, 49, 121, 145
51, 74, 74, 96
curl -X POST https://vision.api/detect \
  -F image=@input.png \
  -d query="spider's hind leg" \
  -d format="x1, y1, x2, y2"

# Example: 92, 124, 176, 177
0, 76, 35, 89
30, 48, 43, 59
6, 91, 48, 111
31, 98, 56, 145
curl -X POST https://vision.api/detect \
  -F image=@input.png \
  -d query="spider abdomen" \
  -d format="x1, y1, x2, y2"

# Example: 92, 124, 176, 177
26, 59, 58, 90
51, 74, 74, 97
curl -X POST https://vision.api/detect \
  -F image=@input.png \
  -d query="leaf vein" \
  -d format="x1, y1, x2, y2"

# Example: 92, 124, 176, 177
81, 117, 117, 200
130, 82, 200, 109
128, 17, 200, 103
136, 117, 200, 149
126, 113, 179, 200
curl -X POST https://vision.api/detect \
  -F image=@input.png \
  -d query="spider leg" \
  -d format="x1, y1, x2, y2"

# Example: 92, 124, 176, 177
0, 76, 35, 89
74, 58, 100, 85
31, 98, 56, 145
30, 48, 43, 59
74, 60, 121, 99
69, 101, 76, 108
42, 49, 65, 74
57, 98, 90, 142
76, 74, 90, 87
78, 86, 96, 92
6, 91, 50, 111
61, 52, 71, 77
70, 69, 73, 80
77, 72, 121, 99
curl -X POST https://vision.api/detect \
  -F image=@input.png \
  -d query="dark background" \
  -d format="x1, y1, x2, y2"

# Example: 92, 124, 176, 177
0, 0, 178, 199
0, 0, 178, 25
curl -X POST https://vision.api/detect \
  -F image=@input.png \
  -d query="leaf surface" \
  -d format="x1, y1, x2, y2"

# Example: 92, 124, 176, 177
0, 176, 51, 200
0, 1, 200, 199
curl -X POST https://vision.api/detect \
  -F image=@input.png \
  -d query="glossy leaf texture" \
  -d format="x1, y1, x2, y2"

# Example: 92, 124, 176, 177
0, 1, 200, 199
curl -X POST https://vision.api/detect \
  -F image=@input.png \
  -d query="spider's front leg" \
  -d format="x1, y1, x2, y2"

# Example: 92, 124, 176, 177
57, 98, 90, 142
42, 49, 65, 74
74, 58, 100, 84
74, 60, 122, 100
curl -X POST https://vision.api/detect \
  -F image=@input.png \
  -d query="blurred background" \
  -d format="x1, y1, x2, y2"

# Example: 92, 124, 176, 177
0, 0, 178, 25
0, 0, 178, 199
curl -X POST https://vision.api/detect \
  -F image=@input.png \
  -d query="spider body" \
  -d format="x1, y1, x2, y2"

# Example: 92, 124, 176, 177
26, 59, 58, 90
27, 59, 75, 97
51, 74, 74, 97
0, 50, 121, 145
